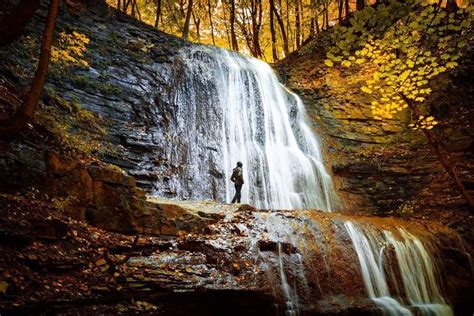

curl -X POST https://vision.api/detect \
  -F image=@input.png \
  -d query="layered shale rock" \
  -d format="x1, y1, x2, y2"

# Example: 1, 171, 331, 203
277, 38, 474, 215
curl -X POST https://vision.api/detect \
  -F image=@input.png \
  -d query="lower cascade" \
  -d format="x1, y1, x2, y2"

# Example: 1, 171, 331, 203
161, 46, 337, 210
344, 222, 453, 316
213, 210, 460, 316
110, 204, 467, 315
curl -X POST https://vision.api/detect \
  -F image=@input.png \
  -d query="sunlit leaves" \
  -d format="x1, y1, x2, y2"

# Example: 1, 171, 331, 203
325, 0, 472, 128
51, 31, 90, 68
408, 115, 438, 130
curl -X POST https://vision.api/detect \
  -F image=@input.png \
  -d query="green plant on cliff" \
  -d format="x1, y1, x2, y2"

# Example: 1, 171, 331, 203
38, 88, 111, 157
49, 30, 123, 96
325, 0, 474, 209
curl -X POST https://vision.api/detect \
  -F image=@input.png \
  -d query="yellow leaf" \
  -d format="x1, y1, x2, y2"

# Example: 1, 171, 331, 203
341, 60, 352, 67
445, 62, 458, 68
95, 258, 107, 266
361, 86, 373, 94
0, 281, 8, 295
324, 59, 334, 67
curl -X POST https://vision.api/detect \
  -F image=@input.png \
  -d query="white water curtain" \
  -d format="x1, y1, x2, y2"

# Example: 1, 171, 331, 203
179, 47, 337, 210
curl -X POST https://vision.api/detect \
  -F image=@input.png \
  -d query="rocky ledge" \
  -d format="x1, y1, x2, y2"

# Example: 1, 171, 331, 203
0, 196, 472, 315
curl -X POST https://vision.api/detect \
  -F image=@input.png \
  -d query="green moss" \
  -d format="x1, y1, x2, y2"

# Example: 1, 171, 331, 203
100, 82, 123, 96
70, 74, 91, 89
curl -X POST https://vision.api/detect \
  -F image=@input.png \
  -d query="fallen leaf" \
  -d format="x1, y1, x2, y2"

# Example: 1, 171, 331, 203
0, 281, 9, 295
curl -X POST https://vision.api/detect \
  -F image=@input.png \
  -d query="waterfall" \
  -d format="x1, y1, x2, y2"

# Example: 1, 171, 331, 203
160, 46, 456, 314
162, 46, 337, 210
344, 221, 453, 316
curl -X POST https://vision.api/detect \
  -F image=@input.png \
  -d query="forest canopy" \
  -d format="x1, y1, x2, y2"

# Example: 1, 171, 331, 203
106, 0, 472, 62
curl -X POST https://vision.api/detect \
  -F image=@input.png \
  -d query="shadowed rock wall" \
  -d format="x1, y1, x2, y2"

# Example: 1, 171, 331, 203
276, 36, 474, 216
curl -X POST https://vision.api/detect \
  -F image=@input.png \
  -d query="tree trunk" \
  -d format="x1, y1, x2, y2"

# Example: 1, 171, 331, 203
325, 1, 329, 30
182, 0, 193, 39
309, 0, 320, 36
207, 0, 215, 45
124, 0, 132, 13
251, 0, 263, 57
273, 0, 288, 56
238, 5, 254, 56
402, 95, 474, 211
0, 0, 42, 47
344, 0, 350, 19
356, 0, 365, 11
295, 0, 301, 49
192, 10, 201, 42
154, 0, 162, 29
131, 0, 136, 17
0, 0, 59, 136
269, 0, 278, 61
222, 5, 232, 49
322, 4, 326, 30
300, 0, 305, 42
134, 0, 142, 21
338, 0, 343, 24
286, 0, 293, 51
446, 0, 458, 11
312, 0, 320, 34
230, 0, 239, 51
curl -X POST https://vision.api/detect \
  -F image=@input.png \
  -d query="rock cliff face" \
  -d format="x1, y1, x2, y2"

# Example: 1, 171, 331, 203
1, 2, 188, 197
277, 37, 474, 216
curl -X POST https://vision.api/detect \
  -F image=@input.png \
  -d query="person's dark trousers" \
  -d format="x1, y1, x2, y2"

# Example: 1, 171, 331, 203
231, 184, 242, 203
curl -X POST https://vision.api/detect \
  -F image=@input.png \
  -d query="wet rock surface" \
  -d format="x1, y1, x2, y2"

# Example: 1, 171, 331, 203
1, 196, 472, 315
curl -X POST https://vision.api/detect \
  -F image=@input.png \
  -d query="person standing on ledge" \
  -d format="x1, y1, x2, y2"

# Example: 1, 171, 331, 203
230, 161, 244, 203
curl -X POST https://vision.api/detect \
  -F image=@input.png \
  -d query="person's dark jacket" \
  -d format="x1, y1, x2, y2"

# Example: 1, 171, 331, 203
231, 167, 244, 185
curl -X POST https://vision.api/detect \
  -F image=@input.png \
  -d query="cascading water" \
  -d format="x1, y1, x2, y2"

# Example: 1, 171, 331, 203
344, 221, 453, 316
161, 46, 337, 210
